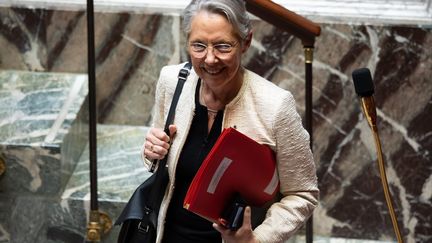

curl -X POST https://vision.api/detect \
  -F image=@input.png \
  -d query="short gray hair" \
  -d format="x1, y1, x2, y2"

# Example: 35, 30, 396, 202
182, 0, 251, 41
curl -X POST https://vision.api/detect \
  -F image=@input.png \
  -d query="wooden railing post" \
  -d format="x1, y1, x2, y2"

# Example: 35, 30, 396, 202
85, 0, 112, 241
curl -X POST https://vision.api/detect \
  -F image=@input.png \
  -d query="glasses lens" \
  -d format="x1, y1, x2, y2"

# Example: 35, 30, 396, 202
191, 43, 206, 52
190, 42, 206, 58
214, 43, 233, 53
189, 42, 236, 58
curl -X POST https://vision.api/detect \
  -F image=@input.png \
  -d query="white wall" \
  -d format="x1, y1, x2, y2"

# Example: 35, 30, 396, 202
0, 0, 431, 25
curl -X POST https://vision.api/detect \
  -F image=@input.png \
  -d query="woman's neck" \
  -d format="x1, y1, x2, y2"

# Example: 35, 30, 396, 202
201, 68, 244, 110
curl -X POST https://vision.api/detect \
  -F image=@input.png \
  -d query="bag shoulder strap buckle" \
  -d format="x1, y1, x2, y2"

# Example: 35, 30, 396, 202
178, 62, 192, 81
137, 221, 151, 233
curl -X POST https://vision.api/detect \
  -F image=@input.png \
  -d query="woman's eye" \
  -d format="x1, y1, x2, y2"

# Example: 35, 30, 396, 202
215, 44, 232, 52
191, 43, 206, 51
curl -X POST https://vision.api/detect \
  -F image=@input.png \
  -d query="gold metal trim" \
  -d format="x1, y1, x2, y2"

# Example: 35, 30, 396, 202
372, 127, 403, 243
86, 210, 101, 242
304, 47, 314, 64
100, 211, 113, 235
86, 210, 112, 242
361, 96, 403, 243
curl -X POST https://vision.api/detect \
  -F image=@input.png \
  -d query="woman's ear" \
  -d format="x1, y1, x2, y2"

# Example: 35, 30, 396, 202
242, 31, 253, 53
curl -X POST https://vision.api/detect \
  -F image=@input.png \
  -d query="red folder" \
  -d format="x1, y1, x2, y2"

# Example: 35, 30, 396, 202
184, 127, 279, 223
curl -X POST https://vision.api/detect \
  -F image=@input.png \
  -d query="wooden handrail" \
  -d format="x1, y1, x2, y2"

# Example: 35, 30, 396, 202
245, 0, 321, 46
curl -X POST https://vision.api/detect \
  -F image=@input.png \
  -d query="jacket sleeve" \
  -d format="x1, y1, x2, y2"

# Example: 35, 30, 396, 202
141, 66, 168, 169
253, 91, 319, 243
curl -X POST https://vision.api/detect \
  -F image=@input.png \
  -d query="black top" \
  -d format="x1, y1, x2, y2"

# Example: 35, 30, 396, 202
162, 80, 223, 243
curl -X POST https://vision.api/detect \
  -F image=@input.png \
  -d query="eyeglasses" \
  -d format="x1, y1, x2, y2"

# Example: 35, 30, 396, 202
189, 42, 238, 58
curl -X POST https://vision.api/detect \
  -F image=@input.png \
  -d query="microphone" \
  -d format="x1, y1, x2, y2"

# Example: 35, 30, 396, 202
352, 68, 377, 131
351, 68, 404, 242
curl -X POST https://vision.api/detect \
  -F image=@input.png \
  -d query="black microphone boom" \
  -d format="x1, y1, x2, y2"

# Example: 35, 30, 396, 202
351, 68, 403, 243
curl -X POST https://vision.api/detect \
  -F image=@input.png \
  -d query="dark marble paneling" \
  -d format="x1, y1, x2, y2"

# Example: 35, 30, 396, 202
0, 6, 431, 243
313, 26, 431, 242
0, 8, 176, 126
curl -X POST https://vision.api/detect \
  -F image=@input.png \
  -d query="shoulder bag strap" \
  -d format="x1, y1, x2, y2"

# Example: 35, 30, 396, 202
139, 62, 192, 232
150, 62, 192, 172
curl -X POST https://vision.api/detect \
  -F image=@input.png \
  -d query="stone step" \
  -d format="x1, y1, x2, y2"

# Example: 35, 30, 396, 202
59, 124, 152, 242
1, 124, 151, 242
0, 70, 88, 196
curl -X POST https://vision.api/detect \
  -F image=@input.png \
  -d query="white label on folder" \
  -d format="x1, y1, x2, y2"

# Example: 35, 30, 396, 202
207, 157, 233, 194
264, 168, 279, 195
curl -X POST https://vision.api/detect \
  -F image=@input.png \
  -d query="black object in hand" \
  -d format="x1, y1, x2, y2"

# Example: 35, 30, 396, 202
219, 194, 246, 230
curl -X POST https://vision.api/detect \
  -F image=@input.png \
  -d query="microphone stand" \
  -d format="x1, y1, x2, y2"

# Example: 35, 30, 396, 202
361, 96, 403, 243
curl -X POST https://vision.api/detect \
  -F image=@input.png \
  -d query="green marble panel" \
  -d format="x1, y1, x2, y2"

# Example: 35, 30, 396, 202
0, 71, 88, 196
0, 71, 88, 145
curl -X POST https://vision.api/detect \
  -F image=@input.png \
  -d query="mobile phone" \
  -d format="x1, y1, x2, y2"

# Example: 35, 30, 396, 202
219, 194, 246, 230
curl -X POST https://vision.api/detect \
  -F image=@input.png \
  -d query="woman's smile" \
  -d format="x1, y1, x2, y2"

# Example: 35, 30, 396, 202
201, 66, 225, 75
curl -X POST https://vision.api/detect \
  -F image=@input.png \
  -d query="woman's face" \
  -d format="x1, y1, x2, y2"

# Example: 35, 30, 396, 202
188, 11, 248, 89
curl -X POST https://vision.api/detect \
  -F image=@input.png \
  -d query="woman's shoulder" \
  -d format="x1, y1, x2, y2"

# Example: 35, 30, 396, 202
158, 62, 197, 88
244, 69, 292, 101
159, 63, 189, 79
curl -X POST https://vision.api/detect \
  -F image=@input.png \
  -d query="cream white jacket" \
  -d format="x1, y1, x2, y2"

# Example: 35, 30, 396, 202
142, 63, 319, 243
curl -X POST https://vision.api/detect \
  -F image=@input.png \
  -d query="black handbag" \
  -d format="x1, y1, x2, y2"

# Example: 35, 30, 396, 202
115, 62, 192, 243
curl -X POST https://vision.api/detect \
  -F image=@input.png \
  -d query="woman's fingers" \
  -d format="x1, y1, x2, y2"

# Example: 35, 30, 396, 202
144, 126, 177, 160
212, 206, 257, 243
168, 124, 177, 139
148, 128, 170, 148
242, 206, 252, 229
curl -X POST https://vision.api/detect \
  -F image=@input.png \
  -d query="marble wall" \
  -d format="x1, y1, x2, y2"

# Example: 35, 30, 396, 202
0, 6, 431, 243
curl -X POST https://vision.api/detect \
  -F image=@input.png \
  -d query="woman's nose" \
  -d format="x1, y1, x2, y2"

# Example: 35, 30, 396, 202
204, 47, 218, 64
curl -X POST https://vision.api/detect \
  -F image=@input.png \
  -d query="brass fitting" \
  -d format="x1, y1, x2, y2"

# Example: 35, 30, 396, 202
100, 211, 113, 235
86, 210, 112, 242
87, 210, 101, 242
304, 47, 314, 64
87, 221, 101, 242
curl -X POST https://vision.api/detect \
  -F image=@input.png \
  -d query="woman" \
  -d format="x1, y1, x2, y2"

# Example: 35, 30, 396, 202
142, 0, 319, 242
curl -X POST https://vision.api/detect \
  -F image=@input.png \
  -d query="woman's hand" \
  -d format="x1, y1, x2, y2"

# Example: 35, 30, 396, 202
144, 125, 177, 160
213, 206, 259, 243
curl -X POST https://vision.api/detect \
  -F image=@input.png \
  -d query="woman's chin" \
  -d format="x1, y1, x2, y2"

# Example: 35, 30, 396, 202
200, 70, 227, 82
